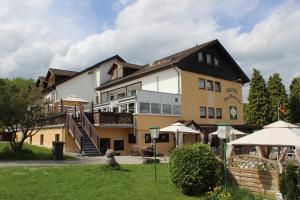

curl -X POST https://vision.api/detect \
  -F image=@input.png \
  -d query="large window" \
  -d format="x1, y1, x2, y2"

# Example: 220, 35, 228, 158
216, 108, 222, 119
114, 139, 124, 151
128, 134, 136, 144
145, 134, 151, 143
157, 133, 169, 143
207, 80, 214, 91
162, 104, 172, 115
198, 79, 205, 89
215, 82, 221, 92
173, 105, 181, 115
200, 107, 206, 118
208, 107, 215, 118
151, 103, 161, 114
139, 102, 150, 114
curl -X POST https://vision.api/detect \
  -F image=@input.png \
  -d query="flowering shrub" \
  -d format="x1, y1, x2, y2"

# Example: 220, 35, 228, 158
204, 186, 232, 200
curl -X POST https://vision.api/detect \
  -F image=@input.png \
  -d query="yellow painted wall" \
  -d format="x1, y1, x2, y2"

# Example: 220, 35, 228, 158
181, 70, 244, 125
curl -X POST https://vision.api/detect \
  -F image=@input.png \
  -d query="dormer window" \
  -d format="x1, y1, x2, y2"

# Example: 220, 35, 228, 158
198, 52, 203, 62
214, 58, 219, 66
206, 54, 211, 64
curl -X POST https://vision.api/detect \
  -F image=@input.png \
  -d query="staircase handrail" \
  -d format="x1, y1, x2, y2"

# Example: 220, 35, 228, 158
66, 114, 82, 152
81, 112, 100, 151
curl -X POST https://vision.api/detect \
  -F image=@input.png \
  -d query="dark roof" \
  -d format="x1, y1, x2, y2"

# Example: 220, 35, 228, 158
107, 61, 142, 74
96, 39, 249, 90
38, 76, 46, 82
48, 68, 78, 77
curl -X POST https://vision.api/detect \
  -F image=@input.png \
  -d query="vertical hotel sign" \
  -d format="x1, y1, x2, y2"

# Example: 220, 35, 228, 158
224, 88, 241, 120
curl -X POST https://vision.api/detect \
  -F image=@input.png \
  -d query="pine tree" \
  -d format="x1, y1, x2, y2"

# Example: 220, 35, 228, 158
288, 77, 300, 123
247, 69, 270, 126
267, 73, 288, 122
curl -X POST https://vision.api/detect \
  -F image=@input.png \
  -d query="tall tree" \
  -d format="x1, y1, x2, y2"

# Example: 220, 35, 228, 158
0, 78, 44, 151
247, 69, 270, 126
289, 77, 300, 123
267, 73, 288, 122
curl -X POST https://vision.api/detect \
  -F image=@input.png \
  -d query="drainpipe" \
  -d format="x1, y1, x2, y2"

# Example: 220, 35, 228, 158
173, 66, 181, 94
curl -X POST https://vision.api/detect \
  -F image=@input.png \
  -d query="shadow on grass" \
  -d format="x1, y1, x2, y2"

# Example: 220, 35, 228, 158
98, 164, 132, 173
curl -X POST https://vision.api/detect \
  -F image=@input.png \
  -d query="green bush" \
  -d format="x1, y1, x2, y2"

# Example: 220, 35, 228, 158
280, 162, 299, 200
169, 143, 221, 195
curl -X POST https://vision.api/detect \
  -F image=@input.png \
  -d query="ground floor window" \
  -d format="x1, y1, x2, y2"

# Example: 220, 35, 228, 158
145, 133, 151, 143
157, 133, 169, 143
128, 133, 136, 144
55, 134, 60, 142
40, 134, 44, 145
114, 139, 124, 151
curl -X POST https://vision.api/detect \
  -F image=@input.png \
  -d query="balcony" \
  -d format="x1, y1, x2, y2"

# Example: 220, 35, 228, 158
86, 111, 134, 128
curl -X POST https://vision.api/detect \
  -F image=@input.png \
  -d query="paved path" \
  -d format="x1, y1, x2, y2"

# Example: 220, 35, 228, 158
0, 156, 169, 167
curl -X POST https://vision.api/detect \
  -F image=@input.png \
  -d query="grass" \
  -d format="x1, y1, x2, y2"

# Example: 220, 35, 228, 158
0, 142, 74, 160
0, 164, 200, 200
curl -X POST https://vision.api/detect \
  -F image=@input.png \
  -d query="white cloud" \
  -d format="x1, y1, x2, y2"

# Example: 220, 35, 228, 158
1, 0, 300, 102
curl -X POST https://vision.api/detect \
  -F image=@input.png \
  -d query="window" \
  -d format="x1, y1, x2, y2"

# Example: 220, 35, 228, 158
117, 93, 126, 99
216, 108, 222, 119
207, 80, 214, 91
173, 105, 181, 115
151, 103, 161, 114
229, 106, 238, 120
114, 139, 124, 151
139, 102, 150, 113
110, 95, 114, 101
162, 104, 172, 115
198, 52, 203, 62
145, 134, 152, 143
208, 107, 215, 118
198, 79, 205, 89
200, 107, 206, 118
128, 134, 136, 144
55, 134, 60, 142
40, 134, 44, 145
215, 82, 221, 92
214, 58, 219, 66
206, 54, 211, 64
120, 104, 127, 113
157, 133, 169, 143
128, 103, 135, 113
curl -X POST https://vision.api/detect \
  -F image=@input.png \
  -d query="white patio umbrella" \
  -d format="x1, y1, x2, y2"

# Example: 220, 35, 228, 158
210, 127, 246, 141
227, 120, 300, 172
61, 95, 90, 104
160, 122, 201, 147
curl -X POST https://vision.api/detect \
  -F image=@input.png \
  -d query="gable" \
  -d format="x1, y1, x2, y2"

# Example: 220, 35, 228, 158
178, 42, 249, 83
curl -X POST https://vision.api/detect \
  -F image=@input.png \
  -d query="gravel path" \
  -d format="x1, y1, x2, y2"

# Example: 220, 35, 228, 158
0, 156, 169, 167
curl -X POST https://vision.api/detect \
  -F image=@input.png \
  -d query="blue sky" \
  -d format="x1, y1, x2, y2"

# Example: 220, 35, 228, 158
0, 0, 300, 101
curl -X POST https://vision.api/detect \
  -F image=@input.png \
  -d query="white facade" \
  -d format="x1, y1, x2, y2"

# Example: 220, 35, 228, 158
100, 67, 181, 94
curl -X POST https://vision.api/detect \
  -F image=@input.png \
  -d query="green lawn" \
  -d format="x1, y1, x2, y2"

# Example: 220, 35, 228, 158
0, 142, 73, 160
0, 164, 200, 200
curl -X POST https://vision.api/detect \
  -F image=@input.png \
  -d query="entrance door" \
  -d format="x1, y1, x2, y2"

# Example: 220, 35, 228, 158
99, 138, 111, 154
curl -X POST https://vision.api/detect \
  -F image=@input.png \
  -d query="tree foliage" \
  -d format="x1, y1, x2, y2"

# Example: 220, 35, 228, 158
247, 69, 270, 126
267, 73, 288, 122
280, 162, 299, 200
0, 78, 44, 151
288, 77, 300, 123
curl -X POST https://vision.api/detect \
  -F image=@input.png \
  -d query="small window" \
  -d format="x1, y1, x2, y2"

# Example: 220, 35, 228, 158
114, 139, 124, 151
206, 54, 211, 64
173, 105, 181, 115
208, 107, 215, 118
139, 102, 150, 114
40, 134, 44, 145
214, 58, 219, 66
207, 80, 214, 91
157, 133, 169, 143
198, 52, 203, 62
151, 103, 161, 114
229, 106, 238, 120
162, 104, 172, 115
215, 82, 221, 92
128, 134, 136, 144
198, 79, 205, 89
200, 107, 206, 118
117, 93, 126, 99
145, 134, 152, 143
110, 95, 114, 101
216, 108, 222, 119
55, 134, 60, 142
128, 103, 135, 113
